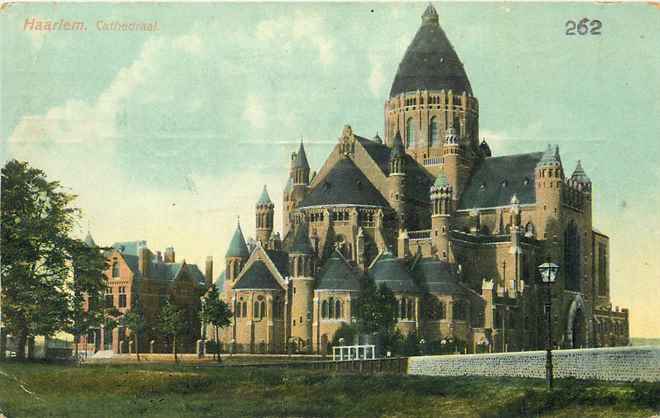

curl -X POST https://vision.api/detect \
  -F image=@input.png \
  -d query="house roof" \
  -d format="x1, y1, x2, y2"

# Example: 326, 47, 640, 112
316, 252, 361, 291
368, 252, 418, 293
458, 152, 543, 210
299, 158, 389, 208
412, 258, 466, 295
265, 249, 289, 277
233, 260, 282, 290
390, 4, 472, 98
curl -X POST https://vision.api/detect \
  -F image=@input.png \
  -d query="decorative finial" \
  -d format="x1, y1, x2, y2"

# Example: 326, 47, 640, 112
422, 3, 439, 25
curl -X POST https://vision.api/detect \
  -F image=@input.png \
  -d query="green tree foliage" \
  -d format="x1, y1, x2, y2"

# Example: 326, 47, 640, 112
67, 239, 108, 358
122, 304, 145, 361
200, 284, 232, 362
1, 160, 107, 359
158, 299, 185, 362
331, 323, 357, 348
355, 277, 397, 349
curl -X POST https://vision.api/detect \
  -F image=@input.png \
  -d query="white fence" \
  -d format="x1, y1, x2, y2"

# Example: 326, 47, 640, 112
332, 345, 376, 361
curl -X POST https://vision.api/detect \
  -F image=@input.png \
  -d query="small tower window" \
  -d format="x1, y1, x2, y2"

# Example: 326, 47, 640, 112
429, 117, 439, 146
112, 262, 120, 278
406, 118, 414, 148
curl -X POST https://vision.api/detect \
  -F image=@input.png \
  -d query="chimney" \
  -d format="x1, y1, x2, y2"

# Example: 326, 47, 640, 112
205, 256, 213, 287
164, 246, 175, 263
138, 247, 152, 277
156, 251, 163, 263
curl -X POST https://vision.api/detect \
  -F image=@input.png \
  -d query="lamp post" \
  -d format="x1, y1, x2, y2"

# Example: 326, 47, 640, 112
537, 262, 560, 390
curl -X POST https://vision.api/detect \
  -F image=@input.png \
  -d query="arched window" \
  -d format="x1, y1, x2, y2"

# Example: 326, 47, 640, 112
112, 262, 120, 277
429, 117, 439, 146
406, 118, 414, 148
242, 301, 247, 318
408, 299, 415, 320
401, 298, 408, 320
453, 300, 466, 320
254, 301, 260, 319
525, 222, 535, 238
322, 300, 329, 319
260, 301, 266, 319
335, 299, 341, 319
564, 221, 581, 291
328, 297, 335, 319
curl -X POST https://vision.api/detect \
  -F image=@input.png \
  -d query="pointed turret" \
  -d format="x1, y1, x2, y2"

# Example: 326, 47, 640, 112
84, 231, 97, 248
226, 221, 250, 259
291, 222, 314, 255
389, 130, 406, 174
292, 140, 310, 171
571, 160, 591, 185
535, 145, 564, 238
431, 170, 453, 261
479, 138, 492, 157
256, 185, 274, 246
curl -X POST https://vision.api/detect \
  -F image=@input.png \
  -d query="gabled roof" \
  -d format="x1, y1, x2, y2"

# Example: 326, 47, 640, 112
412, 258, 466, 295
121, 254, 140, 277
226, 223, 250, 258
265, 249, 289, 277
316, 252, 361, 291
299, 158, 389, 208
390, 4, 472, 97
368, 252, 418, 293
458, 152, 543, 210
233, 260, 282, 290
356, 135, 391, 175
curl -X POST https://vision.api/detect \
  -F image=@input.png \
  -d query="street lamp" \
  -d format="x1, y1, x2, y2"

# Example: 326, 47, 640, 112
537, 262, 560, 390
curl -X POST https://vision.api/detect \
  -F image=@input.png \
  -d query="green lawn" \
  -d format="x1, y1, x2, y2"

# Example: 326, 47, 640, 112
0, 361, 657, 417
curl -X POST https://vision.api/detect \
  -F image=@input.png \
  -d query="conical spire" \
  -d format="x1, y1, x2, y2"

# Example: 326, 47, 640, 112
292, 140, 309, 170
431, 171, 450, 191
226, 220, 250, 258
571, 160, 591, 184
390, 130, 405, 159
84, 231, 96, 247
256, 185, 273, 206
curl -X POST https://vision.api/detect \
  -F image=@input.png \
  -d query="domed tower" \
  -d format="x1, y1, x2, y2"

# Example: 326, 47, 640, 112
387, 130, 408, 227
283, 141, 310, 237
288, 222, 315, 350
430, 172, 452, 260
256, 185, 274, 247
225, 220, 250, 301
385, 3, 479, 176
535, 145, 564, 238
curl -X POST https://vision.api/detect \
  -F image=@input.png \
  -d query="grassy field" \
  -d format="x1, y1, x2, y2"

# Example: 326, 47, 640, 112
0, 361, 658, 418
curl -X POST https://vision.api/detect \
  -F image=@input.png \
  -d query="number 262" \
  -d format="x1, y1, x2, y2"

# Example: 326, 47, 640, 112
566, 18, 602, 35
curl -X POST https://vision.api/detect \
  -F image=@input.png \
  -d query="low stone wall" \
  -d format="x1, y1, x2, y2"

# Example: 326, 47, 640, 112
408, 346, 660, 382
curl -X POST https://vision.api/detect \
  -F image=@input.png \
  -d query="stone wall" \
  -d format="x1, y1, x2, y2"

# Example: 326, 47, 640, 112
408, 346, 660, 382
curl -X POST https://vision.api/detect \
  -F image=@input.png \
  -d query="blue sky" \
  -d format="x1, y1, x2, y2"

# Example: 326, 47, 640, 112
2, 2, 660, 337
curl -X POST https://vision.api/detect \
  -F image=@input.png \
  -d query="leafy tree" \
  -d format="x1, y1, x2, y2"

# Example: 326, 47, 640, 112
1, 160, 80, 359
355, 278, 398, 349
122, 304, 145, 361
199, 284, 232, 362
331, 323, 357, 348
158, 299, 185, 362
66, 239, 108, 358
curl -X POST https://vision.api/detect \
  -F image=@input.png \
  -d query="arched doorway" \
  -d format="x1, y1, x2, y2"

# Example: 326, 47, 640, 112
571, 309, 585, 348
566, 296, 587, 348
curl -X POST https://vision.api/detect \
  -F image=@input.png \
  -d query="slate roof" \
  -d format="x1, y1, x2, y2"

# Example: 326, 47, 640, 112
186, 264, 208, 285
356, 136, 391, 174
291, 223, 314, 254
458, 152, 543, 210
300, 158, 389, 208
316, 252, 362, 291
111, 241, 147, 256
257, 185, 273, 206
390, 4, 472, 97
412, 259, 466, 295
368, 252, 418, 293
226, 223, 250, 258
265, 249, 289, 277
84, 232, 96, 247
292, 141, 310, 169
433, 171, 449, 189
233, 260, 282, 290
571, 160, 591, 183
122, 254, 141, 277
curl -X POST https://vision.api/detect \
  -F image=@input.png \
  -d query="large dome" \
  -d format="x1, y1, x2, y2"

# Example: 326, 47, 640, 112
389, 4, 472, 98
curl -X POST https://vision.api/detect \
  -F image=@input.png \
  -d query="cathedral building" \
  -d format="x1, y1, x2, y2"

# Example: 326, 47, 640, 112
218, 4, 629, 354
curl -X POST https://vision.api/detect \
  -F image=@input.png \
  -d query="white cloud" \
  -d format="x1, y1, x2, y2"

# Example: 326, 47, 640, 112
242, 94, 267, 130
368, 53, 386, 97
255, 11, 335, 66
173, 33, 205, 56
